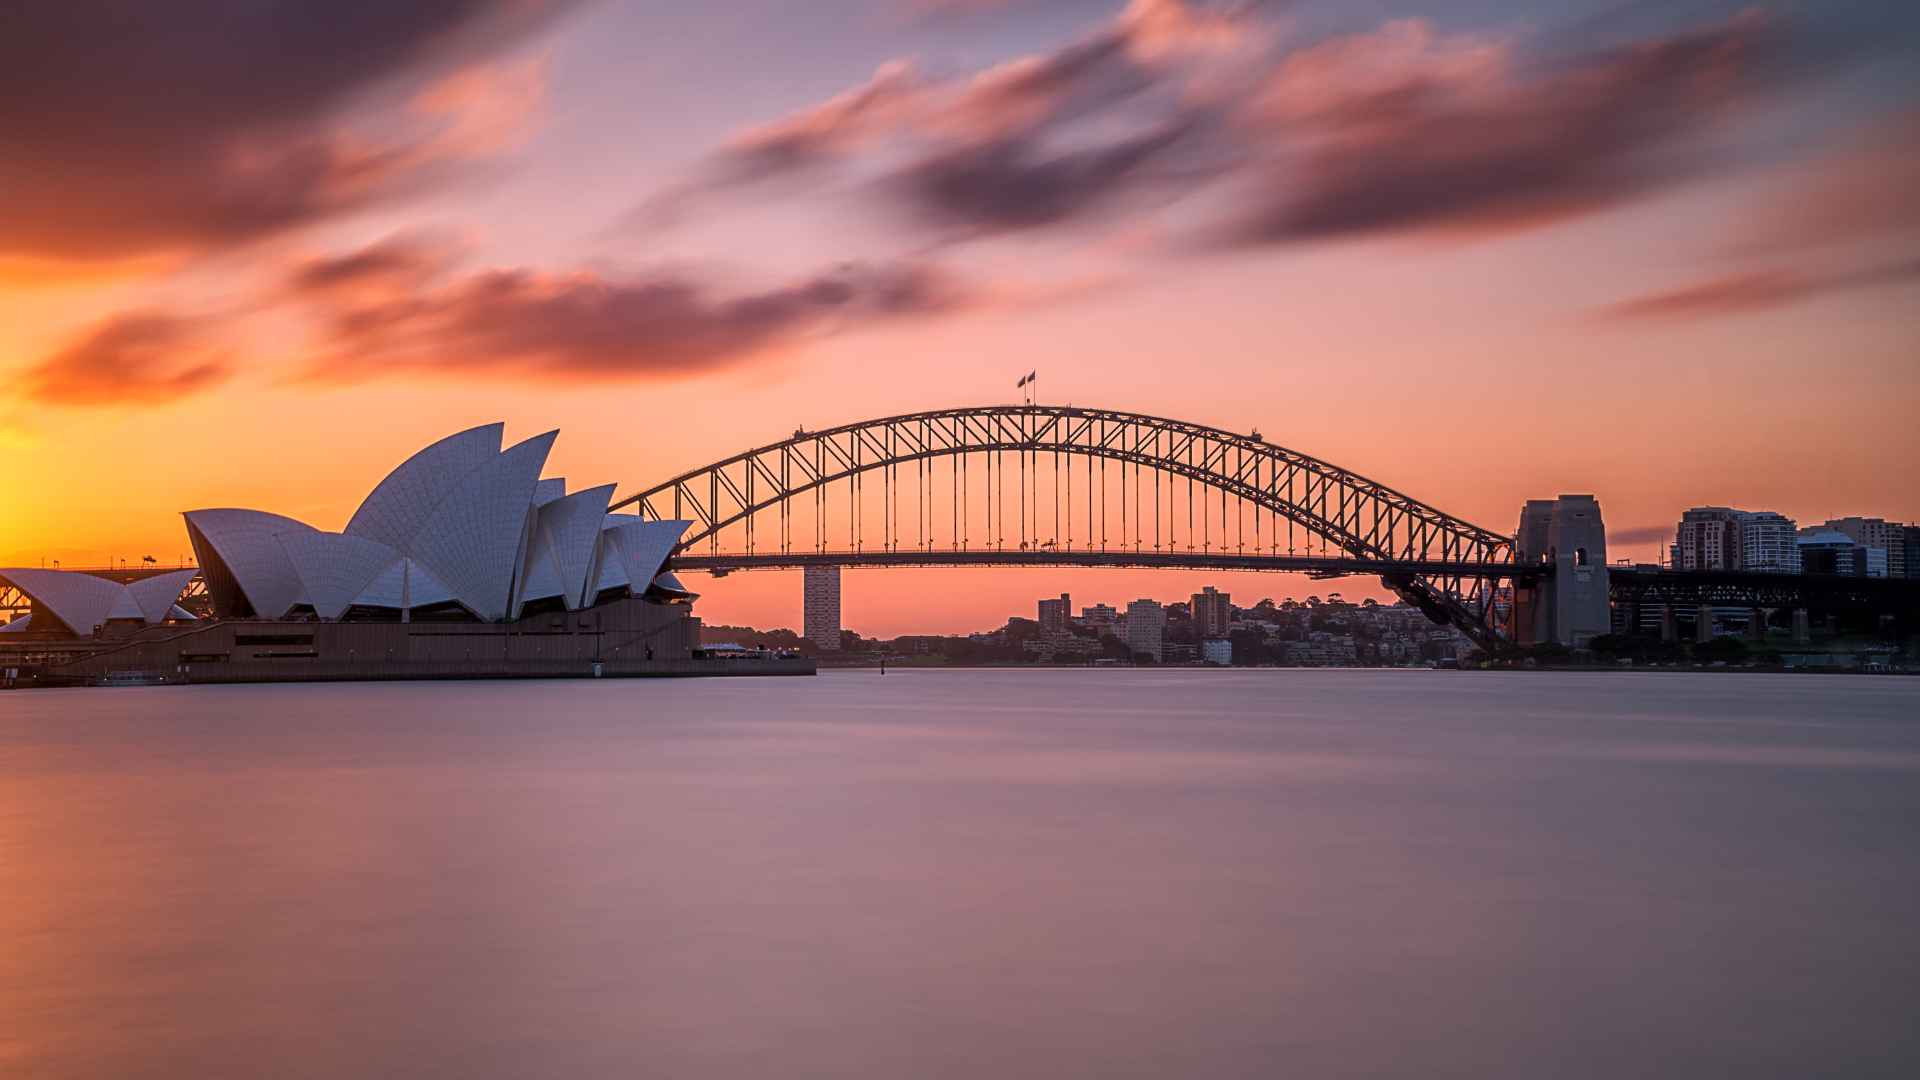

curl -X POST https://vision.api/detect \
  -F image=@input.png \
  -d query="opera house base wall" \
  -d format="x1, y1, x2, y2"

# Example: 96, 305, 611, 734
14, 597, 814, 687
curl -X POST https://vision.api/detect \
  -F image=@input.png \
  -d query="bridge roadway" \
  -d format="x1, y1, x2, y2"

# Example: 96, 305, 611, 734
670, 549, 1539, 579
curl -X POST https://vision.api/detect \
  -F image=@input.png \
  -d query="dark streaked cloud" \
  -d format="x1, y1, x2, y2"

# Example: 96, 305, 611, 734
21, 238, 974, 405
21, 313, 231, 406
0, 1, 578, 263
632, 0, 1246, 232
641, 5, 1868, 257
724, 61, 930, 177
1738, 108, 1920, 256
1611, 524, 1675, 546
890, 118, 1205, 232
291, 248, 968, 383
1225, 14, 1774, 245
1595, 258, 1920, 321
284, 233, 464, 299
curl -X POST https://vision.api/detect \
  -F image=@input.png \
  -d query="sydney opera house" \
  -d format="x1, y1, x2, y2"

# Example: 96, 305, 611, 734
183, 423, 692, 626
2, 425, 807, 685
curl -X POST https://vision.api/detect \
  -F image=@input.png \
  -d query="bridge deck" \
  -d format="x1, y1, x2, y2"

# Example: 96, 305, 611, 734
670, 550, 1535, 578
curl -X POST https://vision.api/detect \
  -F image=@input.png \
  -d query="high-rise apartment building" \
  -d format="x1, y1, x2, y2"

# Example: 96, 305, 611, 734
803, 565, 841, 651
1821, 517, 1906, 578
1125, 599, 1165, 662
1037, 593, 1071, 634
1738, 511, 1801, 574
1190, 586, 1232, 638
1672, 507, 1801, 573
1673, 507, 1744, 570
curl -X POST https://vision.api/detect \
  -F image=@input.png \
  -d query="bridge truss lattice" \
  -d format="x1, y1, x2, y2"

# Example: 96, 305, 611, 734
613, 405, 1521, 650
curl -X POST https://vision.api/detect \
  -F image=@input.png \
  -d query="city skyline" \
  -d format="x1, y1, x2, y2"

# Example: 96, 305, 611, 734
5, 0, 1917, 638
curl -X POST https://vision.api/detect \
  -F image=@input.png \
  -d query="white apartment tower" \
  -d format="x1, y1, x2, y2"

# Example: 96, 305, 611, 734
1739, 512, 1801, 574
1125, 598, 1165, 662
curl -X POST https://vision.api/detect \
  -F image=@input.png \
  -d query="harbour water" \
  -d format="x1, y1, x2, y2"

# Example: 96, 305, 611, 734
3, 670, 1917, 1078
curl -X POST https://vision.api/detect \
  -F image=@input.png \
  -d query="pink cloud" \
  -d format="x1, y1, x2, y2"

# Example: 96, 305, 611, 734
21, 314, 231, 406
291, 247, 970, 384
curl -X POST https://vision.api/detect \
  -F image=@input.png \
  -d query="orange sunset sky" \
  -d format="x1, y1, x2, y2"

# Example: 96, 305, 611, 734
3, 1, 1916, 637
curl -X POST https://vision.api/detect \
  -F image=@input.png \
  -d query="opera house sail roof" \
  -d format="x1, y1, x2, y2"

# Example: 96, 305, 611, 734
0, 568, 199, 637
179, 423, 689, 626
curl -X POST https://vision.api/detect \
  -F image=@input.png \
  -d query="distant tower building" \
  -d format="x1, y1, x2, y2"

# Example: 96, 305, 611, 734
1037, 593, 1071, 634
1125, 599, 1165, 662
1190, 586, 1232, 638
1820, 517, 1905, 578
1738, 511, 1801, 574
1674, 508, 1744, 570
803, 565, 841, 651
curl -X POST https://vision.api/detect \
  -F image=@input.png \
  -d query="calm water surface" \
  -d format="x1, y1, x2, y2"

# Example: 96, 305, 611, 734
3, 670, 1918, 1078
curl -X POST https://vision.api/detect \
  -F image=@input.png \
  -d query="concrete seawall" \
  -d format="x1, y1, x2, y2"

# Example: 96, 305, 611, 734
7, 596, 815, 687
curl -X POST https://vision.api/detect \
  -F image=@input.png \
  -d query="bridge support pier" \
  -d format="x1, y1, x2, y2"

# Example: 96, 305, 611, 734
803, 566, 843, 652
1746, 608, 1767, 642
1661, 606, 1677, 643
1514, 495, 1609, 647
1792, 608, 1810, 644
1696, 603, 1715, 644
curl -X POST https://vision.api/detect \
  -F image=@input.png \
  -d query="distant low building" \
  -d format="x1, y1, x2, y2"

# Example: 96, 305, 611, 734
1796, 530, 1872, 576
1080, 603, 1118, 633
1820, 517, 1906, 579
1024, 630, 1100, 662
1200, 638, 1232, 666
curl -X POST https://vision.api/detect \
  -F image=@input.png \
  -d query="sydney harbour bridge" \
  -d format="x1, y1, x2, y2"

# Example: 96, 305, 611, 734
611, 404, 1544, 652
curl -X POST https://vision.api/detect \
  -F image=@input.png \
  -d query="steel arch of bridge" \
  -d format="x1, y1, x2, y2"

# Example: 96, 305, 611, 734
612, 405, 1519, 647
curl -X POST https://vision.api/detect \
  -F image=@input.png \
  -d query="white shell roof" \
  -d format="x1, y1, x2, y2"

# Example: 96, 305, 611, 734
175, 423, 671, 625
596, 520, 690, 597
352, 557, 456, 610
184, 508, 317, 620
0, 614, 30, 633
517, 483, 616, 613
277, 531, 403, 620
126, 569, 201, 623
345, 423, 504, 552
405, 430, 557, 622
0, 568, 192, 636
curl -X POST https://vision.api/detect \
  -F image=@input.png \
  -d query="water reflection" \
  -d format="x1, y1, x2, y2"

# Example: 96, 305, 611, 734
3, 671, 1917, 1078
